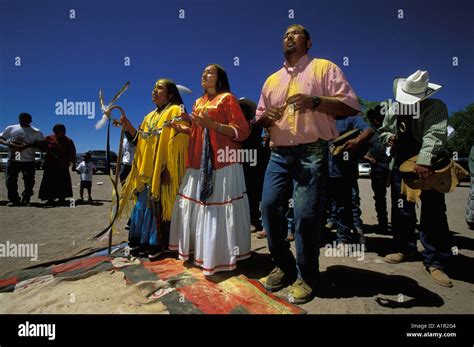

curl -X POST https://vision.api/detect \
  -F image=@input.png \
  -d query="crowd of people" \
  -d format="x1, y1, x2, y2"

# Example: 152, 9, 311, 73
0, 115, 82, 206
1, 24, 472, 305
0, 114, 108, 206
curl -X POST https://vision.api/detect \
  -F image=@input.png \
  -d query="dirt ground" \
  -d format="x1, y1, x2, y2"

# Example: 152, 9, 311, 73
0, 170, 473, 314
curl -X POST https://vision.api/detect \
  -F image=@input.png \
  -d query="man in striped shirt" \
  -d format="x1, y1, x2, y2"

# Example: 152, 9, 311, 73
379, 71, 453, 287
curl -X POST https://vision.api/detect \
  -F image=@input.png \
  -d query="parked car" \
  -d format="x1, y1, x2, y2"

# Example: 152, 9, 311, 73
1, 148, 44, 171
358, 161, 371, 177
34, 152, 45, 169
82, 150, 118, 174
0, 151, 8, 172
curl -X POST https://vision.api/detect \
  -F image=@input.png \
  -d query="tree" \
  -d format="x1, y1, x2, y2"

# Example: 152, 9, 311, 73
447, 103, 474, 157
359, 98, 382, 123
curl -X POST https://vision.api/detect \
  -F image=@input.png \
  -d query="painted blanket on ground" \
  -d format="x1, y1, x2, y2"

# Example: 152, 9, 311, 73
0, 246, 305, 314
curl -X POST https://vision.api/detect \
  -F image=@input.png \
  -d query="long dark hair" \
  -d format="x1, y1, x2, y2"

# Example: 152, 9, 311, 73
207, 64, 231, 94
157, 79, 184, 107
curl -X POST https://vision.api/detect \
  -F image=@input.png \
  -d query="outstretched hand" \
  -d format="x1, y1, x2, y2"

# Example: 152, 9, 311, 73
343, 138, 361, 151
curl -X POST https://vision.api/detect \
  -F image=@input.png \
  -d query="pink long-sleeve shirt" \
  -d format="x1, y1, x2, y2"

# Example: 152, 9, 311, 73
256, 55, 361, 147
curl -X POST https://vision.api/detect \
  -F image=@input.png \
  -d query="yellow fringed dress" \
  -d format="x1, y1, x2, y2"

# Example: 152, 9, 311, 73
118, 104, 189, 223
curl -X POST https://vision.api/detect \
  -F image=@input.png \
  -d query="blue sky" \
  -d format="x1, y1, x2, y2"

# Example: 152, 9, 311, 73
1, 0, 473, 153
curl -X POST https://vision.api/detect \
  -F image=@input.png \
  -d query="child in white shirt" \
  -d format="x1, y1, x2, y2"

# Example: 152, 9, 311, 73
76, 152, 96, 201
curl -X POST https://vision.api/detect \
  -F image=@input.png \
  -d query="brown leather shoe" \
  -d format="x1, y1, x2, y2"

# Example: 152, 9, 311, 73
256, 230, 267, 239
288, 279, 314, 304
427, 267, 453, 287
260, 267, 286, 291
384, 252, 409, 264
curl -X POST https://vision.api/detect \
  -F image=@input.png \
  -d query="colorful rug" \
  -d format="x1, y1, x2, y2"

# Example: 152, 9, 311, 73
0, 246, 305, 314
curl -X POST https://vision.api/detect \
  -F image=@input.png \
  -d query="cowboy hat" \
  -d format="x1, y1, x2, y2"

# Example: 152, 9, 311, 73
393, 70, 442, 105
399, 155, 468, 193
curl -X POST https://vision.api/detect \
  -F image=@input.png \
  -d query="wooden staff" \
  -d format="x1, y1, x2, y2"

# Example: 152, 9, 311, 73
108, 105, 127, 254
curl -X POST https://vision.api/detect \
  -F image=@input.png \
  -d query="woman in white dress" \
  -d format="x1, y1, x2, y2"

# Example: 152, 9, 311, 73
169, 64, 251, 275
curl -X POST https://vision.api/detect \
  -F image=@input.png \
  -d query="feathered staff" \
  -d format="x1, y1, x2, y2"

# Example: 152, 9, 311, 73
93, 81, 130, 254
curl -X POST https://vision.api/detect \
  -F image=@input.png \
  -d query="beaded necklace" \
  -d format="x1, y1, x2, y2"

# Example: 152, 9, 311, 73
138, 104, 171, 139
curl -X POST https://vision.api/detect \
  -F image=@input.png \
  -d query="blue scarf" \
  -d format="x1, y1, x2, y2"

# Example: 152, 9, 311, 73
199, 127, 213, 202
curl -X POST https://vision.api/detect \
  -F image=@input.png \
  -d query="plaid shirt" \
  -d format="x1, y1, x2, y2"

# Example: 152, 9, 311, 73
379, 98, 448, 166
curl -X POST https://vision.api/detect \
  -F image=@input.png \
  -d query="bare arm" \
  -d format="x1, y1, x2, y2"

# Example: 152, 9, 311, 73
358, 127, 375, 144
286, 93, 359, 118
120, 115, 137, 138
344, 128, 374, 151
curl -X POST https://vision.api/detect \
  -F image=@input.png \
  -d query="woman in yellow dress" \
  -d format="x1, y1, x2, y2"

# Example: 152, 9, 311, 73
118, 79, 189, 259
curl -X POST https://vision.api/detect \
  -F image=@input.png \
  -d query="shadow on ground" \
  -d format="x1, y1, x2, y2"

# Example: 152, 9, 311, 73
0, 199, 107, 207
452, 231, 474, 252
318, 265, 444, 309
448, 254, 474, 284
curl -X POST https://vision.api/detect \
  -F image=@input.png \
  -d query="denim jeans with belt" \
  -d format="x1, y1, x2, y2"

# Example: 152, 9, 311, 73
261, 140, 328, 285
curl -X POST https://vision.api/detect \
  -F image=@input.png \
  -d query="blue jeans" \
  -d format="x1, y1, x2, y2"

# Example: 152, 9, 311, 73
261, 140, 328, 285
370, 163, 389, 226
327, 195, 361, 228
352, 180, 363, 228
391, 166, 452, 270
261, 187, 295, 233
327, 162, 361, 242
328, 176, 354, 243
287, 207, 295, 233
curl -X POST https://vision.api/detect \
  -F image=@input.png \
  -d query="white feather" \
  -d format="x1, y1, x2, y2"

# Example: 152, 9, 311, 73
95, 114, 109, 129
177, 84, 192, 94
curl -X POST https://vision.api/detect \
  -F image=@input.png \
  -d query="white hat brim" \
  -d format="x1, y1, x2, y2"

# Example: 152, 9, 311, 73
394, 78, 443, 105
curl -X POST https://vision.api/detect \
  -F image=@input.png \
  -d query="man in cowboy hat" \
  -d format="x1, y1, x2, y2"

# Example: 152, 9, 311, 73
379, 70, 454, 287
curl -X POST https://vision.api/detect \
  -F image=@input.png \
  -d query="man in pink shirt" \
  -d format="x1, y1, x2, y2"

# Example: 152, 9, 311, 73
257, 24, 361, 304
